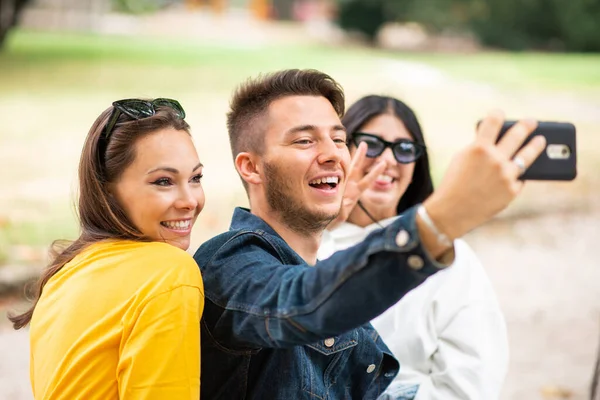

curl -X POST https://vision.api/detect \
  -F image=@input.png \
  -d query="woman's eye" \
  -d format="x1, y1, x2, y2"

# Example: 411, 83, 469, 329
152, 178, 172, 186
191, 173, 203, 184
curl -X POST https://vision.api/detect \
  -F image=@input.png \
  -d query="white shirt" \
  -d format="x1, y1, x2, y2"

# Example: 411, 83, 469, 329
318, 218, 509, 400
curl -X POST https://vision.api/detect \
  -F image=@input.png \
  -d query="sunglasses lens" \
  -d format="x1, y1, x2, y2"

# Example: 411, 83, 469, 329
153, 98, 186, 119
393, 141, 420, 163
116, 100, 154, 119
355, 135, 384, 157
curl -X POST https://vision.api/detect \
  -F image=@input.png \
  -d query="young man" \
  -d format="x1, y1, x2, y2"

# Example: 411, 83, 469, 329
194, 69, 545, 399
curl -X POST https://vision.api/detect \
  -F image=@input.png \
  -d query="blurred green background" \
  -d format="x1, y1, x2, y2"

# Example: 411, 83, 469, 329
0, 1, 599, 399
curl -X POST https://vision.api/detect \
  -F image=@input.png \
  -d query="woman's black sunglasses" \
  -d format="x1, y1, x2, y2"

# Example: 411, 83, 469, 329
101, 98, 186, 141
350, 132, 426, 164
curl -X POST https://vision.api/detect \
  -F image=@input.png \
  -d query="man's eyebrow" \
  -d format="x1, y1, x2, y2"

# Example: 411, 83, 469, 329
285, 124, 318, 136
285, 124, 347, 135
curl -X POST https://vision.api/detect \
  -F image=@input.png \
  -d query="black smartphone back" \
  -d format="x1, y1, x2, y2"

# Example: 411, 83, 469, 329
477, 120, 577, 181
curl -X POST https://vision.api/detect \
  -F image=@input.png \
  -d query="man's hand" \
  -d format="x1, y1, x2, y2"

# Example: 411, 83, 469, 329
423, 110, 546, 243
328, 142, 386, 230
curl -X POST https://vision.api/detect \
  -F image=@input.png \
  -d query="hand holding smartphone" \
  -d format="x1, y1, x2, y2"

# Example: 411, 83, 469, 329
478, 120, 577, 181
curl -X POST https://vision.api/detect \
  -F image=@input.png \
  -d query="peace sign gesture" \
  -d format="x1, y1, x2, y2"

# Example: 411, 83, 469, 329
327, 142, 387, 230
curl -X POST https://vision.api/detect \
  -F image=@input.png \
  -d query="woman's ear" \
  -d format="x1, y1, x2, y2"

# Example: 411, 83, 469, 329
235, 152, 262, 186
106, 182, 116, 197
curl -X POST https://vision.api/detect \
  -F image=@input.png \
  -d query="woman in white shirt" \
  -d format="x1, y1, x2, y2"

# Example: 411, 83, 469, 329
318, 95, 509, 400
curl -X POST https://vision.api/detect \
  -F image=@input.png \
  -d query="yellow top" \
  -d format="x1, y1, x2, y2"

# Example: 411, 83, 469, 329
29, 240, 204, 400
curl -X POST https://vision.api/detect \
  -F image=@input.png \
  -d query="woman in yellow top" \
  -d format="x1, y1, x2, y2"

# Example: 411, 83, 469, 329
9, 99, 205, 399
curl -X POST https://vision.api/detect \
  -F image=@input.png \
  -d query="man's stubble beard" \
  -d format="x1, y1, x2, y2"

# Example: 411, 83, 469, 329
263, 161, 338, 236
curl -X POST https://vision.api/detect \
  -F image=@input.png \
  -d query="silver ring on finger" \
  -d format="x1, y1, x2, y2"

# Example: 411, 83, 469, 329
512, 156, 526, 174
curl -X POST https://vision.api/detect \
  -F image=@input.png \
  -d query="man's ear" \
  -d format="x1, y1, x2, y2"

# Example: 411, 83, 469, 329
235, 152, 263, 186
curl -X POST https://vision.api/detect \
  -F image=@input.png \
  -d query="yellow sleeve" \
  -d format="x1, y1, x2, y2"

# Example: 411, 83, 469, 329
117, 285, 203, 400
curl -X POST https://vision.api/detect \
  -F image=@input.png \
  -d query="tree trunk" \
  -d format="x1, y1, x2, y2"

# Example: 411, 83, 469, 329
592, 330, 600, 400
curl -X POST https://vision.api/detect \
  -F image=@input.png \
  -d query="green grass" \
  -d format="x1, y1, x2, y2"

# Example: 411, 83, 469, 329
0, 30, 374, 95
3, 30, 599, 93
0, 202, 78, 247
381, 50, 600, 93
1, 218, 78, 248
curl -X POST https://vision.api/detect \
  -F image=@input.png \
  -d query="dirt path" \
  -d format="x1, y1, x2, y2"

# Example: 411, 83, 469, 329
466, 210, 600, 400
0, 329, 31, 400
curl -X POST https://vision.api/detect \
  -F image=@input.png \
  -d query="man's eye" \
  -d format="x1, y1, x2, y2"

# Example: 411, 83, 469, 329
334, 138, 347, 144
295, 139, 312, 145
152, 178, 172, 186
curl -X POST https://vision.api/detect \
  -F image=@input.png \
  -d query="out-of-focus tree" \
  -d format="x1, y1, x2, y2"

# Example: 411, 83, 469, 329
0, 0, 32, 48
336, 0, 600, 51
272, 0, 294, 20
467, 0, 600, 51
337, 0, 387, 40
549, 0, 600, 52
592, 330, 600, 400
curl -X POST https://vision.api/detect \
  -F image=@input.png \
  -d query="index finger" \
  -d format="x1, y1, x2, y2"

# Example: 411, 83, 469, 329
476, 110, 505, 144
348, 142, 368, 179
357, 160, 387, 192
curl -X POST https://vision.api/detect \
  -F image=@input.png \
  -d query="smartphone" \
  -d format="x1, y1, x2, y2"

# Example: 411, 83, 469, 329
479, 120, 577, 181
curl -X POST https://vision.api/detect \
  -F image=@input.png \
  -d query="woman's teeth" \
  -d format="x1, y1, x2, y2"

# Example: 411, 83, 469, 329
161, 220, 191, 230
377, 174, 393, 183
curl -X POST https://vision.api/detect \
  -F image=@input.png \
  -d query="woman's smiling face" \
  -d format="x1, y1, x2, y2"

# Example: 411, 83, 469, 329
112, 127, 205, 250
351, 113, 416, 222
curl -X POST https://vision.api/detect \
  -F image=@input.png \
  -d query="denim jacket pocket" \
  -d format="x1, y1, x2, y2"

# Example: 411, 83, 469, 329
302, 330, 359, 398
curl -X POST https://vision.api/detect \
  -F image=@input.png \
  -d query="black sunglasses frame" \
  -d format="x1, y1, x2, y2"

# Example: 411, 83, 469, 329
350, 132, 426, 164
101, 98, 186, 142
98, 98, 186, 171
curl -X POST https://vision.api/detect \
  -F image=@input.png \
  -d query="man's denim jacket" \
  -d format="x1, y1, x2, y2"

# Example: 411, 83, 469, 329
194, 207, 445, 399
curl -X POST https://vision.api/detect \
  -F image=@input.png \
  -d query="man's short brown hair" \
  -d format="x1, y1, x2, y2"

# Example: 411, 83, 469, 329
226, 69, 346, 160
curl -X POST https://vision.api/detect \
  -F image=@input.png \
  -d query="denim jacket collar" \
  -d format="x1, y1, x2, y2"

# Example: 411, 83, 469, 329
230, 207, 280, 238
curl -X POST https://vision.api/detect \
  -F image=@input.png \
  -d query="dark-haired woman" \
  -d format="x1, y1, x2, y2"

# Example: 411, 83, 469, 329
319, 95, 508, 400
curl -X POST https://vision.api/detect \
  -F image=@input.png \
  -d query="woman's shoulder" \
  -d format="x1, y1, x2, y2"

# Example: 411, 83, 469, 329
133, 241, 193, 259
93, 240, 201, 285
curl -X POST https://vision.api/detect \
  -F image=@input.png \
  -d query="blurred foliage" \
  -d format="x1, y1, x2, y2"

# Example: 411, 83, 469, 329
337, 0, 388, 40
111, 0, 179, 14
336, 0, 600, 51
0, 233, 9, 265
0, 0, 32, 48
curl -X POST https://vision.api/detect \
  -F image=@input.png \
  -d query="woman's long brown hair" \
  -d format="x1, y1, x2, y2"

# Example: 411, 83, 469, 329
9, 102, 191, 329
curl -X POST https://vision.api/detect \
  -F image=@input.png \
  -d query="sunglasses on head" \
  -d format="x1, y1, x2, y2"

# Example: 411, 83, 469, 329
101, 98, 186, 141
351, 132, 426, 164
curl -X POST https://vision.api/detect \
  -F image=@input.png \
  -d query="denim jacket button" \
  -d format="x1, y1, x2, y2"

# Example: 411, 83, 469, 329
395, 230, 410, 247
366, 364, 376, 374
407, 255, 424, 270
324, 338, 335, 347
